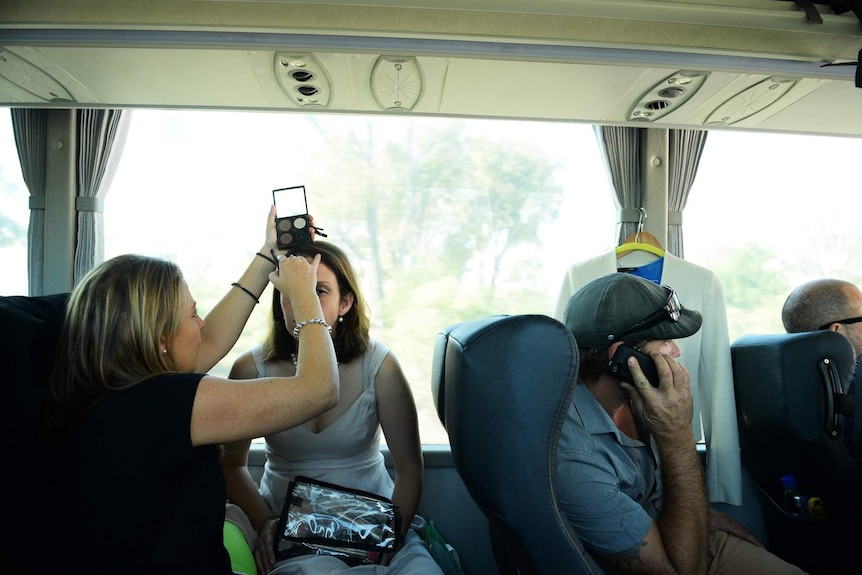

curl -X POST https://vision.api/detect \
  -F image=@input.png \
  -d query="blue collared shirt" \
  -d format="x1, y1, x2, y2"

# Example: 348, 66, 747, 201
556, 383, 663, 555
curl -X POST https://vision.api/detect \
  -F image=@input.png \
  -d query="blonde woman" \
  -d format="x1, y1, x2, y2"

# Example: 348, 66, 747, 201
46, 208, 339, 575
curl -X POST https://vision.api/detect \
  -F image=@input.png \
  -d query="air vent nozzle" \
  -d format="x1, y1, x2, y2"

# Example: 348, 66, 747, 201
274, 52, 331, 108
628, 70, 708, 122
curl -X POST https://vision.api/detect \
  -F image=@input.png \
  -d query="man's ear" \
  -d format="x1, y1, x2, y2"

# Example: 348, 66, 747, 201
606, 340, 626, 360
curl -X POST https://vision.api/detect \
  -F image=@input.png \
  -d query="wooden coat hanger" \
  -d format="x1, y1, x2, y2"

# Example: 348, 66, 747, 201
615, 207, 665, 258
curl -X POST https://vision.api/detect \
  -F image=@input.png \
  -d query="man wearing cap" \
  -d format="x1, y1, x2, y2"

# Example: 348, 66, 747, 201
557, 273, 806, 574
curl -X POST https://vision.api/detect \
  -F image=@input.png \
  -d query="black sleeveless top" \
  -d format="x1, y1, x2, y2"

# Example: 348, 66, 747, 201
53, 373, 232, 575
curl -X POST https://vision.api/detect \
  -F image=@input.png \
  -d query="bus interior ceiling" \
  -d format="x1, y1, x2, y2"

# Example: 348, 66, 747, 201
0, 0, 860, 137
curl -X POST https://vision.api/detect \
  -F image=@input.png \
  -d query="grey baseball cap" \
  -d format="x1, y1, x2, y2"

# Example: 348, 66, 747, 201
564, 273, 702, 348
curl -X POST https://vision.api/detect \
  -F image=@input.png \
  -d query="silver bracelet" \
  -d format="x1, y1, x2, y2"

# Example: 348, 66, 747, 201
292, 318, 332, 339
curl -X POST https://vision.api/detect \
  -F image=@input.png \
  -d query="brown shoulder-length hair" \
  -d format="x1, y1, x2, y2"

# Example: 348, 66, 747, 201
45, 254, 185, 435
263, 241, 370, 364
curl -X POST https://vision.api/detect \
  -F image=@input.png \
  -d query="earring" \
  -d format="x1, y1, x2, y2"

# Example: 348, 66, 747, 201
162, 349, 168, 355
338, 316, 344, 323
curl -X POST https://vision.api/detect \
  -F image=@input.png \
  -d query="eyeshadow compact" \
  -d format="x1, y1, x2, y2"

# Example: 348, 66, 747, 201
273, 185, 312, 250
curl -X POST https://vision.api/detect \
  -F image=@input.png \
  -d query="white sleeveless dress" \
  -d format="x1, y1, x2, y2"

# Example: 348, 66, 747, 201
251, 341, 443, 575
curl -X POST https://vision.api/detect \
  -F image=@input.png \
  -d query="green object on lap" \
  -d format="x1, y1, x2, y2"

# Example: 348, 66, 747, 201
224, 520, 258, 575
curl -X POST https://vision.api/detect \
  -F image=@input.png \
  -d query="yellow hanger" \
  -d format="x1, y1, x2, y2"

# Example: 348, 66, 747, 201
615, 232, 665, 258
615, 208, 665, 258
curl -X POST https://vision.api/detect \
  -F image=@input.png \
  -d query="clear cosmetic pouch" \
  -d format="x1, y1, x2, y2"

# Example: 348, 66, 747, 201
274, 476, 402, 566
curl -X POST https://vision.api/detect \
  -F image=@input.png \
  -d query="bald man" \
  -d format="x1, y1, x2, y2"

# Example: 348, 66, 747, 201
782, 279, 862, 357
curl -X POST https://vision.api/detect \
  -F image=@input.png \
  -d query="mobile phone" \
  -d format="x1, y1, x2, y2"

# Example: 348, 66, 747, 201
608, 344, 660, 388
273, 185, 312, 250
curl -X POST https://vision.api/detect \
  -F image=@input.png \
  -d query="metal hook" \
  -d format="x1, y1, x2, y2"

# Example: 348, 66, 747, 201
636, 207, 647, 243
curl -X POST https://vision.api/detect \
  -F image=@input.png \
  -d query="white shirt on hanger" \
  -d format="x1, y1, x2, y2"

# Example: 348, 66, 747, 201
554, 249, 742, 505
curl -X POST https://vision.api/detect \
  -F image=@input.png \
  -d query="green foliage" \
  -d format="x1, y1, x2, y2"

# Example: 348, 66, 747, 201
713, 243, 787, 310
307, 117, 563, 312
710, 242, 789, 338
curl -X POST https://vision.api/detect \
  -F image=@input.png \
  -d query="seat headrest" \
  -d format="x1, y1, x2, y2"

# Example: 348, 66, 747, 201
732, 330, 854, 441
432, 314, 602, 574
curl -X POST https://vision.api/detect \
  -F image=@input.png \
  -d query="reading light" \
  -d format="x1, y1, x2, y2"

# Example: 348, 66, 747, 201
705, 76, 797, 125
370, 56, 424, 111
0, 47, 75, 102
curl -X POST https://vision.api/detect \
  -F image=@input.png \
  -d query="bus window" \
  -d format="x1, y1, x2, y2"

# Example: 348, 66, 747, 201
685, 130, 862, 341
0, 112, 29, 296
104, 109, 616, 444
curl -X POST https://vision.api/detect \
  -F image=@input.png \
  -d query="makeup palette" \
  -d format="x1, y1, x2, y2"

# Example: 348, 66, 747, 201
273, 185, 312, 250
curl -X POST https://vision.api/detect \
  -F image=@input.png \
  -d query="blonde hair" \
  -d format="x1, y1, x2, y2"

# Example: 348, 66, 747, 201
46, 254, 184, 433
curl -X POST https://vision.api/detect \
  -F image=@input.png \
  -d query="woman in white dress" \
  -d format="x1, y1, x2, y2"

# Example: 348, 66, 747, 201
221, 241, 442, 575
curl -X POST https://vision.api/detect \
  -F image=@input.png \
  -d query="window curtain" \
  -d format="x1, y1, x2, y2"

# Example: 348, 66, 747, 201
667, 129, 708, 258
74, 109, 129, 284
11, 109, 48, 296
594, 125, 641, 244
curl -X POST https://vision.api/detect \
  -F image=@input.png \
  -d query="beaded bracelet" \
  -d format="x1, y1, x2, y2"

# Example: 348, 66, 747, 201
230, 282, 259, 304
292, 318, 332, 339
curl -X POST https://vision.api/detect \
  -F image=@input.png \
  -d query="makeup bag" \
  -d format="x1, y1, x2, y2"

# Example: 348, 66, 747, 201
274, 476, 402, 566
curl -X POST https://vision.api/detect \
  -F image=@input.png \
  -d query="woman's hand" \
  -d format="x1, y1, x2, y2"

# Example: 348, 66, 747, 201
254, 518, 279, 574
264, 205, 277, 252
377, 535, 405, 566
270, 253, 321, 303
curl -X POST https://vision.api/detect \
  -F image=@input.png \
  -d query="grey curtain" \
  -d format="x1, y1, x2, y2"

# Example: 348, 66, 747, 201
74, 109, 129, 284
594, 125, 642, 244
12, 108, 130, 293
11, 109, 48, 296
667, 129, 708, 258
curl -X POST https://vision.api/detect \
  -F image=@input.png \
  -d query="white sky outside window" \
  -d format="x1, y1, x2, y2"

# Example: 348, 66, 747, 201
0, 112, 28, 296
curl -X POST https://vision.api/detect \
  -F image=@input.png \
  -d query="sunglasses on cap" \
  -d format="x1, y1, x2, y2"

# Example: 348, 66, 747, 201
817, 316, 862, 331
618, 285, 681, 339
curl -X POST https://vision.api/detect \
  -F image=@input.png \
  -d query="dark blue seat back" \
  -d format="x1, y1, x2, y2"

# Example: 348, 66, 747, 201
732, 330, 862, 573
433, 314, 603, 575
0, 293, 69, 574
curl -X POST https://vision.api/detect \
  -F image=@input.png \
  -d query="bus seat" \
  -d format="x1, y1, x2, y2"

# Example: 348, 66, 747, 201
0, 293, 69, 575
731, 330, 862, 573
432, 314, 604, 575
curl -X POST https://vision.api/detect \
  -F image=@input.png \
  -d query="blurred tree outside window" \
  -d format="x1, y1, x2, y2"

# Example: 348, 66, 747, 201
104, 110, 616, 444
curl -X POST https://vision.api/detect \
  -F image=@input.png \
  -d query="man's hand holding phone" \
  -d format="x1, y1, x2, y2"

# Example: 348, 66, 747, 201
617, 345, 695, 443
608, 344, 660, 388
